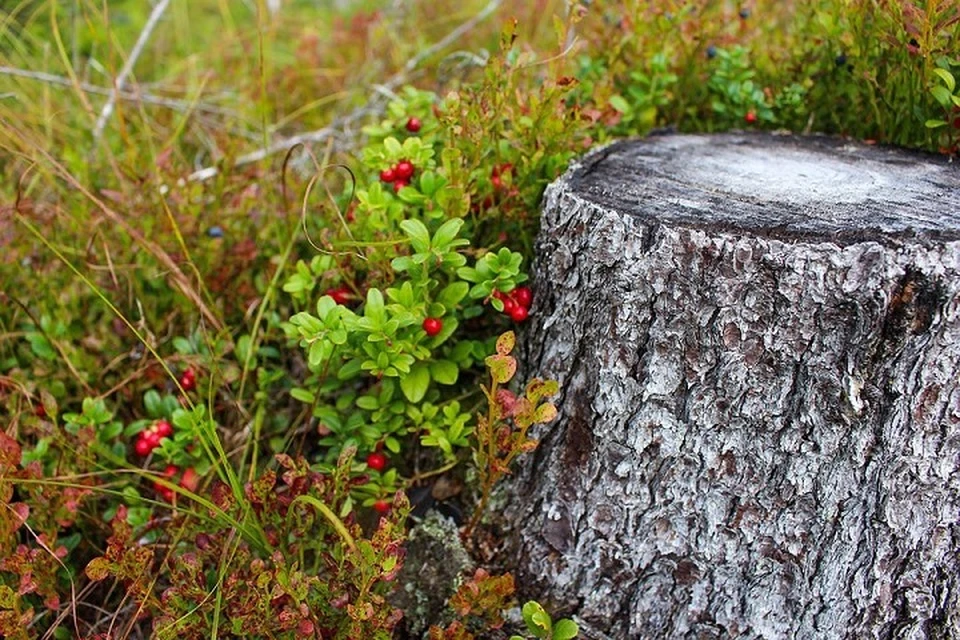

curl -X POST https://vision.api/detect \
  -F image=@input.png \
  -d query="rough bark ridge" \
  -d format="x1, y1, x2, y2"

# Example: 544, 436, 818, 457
503, 133, 960, 639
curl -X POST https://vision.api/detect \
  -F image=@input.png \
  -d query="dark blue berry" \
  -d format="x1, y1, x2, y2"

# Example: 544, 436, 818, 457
835, 53, 847, 67
207, 225, 224, 238
739, 8, 750, 18
706, 45, 717, 59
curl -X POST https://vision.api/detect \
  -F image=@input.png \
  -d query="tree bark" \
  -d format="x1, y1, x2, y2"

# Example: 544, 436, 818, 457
502, 133, 960, 639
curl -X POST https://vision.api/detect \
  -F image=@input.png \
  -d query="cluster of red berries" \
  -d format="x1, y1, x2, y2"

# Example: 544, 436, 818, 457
326, 286, 353, 305
180, 367, 196, 392
493, 286, 533, 323
134, 420, 173, 457
380, 159, 416, 193
154, 464, 199, 502
422, 317, 443, 337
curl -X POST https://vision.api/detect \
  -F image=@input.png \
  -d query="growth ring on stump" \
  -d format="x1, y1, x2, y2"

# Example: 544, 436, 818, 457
504, 133, 960, 639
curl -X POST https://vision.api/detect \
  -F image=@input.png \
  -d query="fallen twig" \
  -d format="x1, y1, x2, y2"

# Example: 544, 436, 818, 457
92, 0, 172, 139
0, 65, 242, 117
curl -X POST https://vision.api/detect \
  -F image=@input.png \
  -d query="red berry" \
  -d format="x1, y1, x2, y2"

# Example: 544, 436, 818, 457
157, 487, 174, 502
155, 420, 173, 438
509, 305, 529, 323
395, 160, 414, 180
953, 116, 960, 130
491, 289, 506, 300
373, 499, 391, 514
491, 175, 503, 191
164, 464, 179, 477
144, 430, 162, 448
501, 296, 518, 315
393, 180, 408, 193
380, 168, 396, 183
180, 467, 199, 491
745, 111, 757, 124
405, 117, 421, 133
366, 452, 388, 471
491, 163, 512, 178
422, 317, 443, 336
326, 287, 352, 305
180, 369, 196, 392
34, 403, 46, 418
134, 439, 152, 457
513, 286, 533, 308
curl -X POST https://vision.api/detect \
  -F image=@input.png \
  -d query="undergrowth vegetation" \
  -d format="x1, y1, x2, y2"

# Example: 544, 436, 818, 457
0, 0, 956, 637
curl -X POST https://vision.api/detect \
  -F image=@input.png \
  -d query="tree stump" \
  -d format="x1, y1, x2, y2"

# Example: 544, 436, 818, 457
502, 133, 960, 639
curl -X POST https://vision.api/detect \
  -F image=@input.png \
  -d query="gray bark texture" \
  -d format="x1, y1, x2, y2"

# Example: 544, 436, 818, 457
501, 133, 960, 640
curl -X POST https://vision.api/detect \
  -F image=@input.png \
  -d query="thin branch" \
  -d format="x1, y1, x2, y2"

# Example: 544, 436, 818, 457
0, 65, 242, 117
186, 0, 503, 182
186, 99, 380, 182
402, 0, 501, 73
93, 0, 172, 139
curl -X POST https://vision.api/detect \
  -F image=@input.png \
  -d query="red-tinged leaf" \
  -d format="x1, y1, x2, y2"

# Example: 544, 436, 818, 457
0, 584, 16, 608
534, 402, 558, 424
18, 572, 37, 596
0, 432, 21, 470
495, 331, 515, 356
10, 503, 28, 531
485, 354, 517, 385
495, 389, 519, 416
85, 557, 113, 581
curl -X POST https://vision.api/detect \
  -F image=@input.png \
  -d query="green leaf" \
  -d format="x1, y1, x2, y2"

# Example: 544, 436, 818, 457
933, 67, 956, 93
391, 256, 414, 272
931, 85, 953, 108
552, 619, 580, 640
429, 359, 459, 385
357, 395, 380, 410
338, 358, 364, 380
400, 363, 431, 402
365, 288, 386, 321
172, 337, 194, 355
522, 601, 551, 636
437, 282, 469, 308
290, 388, 316, 403
384, 136, 402, 156
399, 219, 431, 252
609, 94, 631, 113
456, 266, 480, 282
143, 390, 163, 418
925, 119, 948, 128
99, 421, 122, 440
28, 333, 57, 360
308, 340, 330, 367
432, 218, 464, 249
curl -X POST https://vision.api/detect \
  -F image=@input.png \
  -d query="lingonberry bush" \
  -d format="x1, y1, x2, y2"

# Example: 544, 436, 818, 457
1, 0, 956, 636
